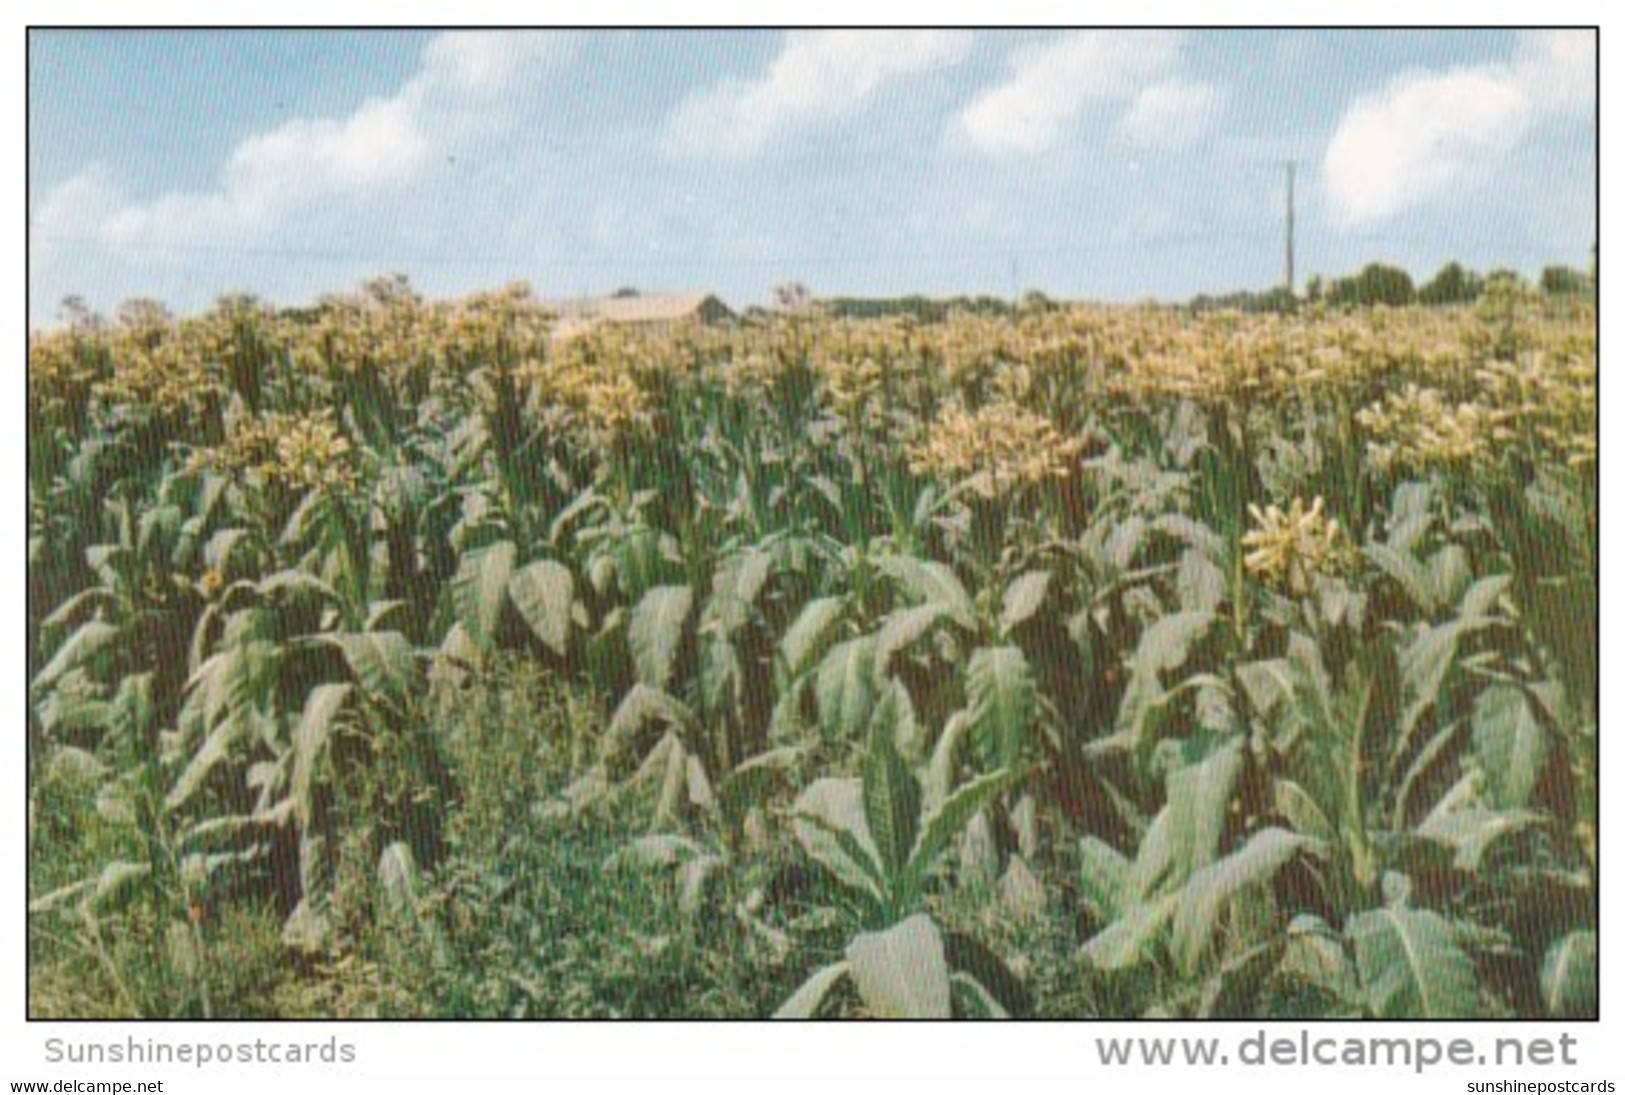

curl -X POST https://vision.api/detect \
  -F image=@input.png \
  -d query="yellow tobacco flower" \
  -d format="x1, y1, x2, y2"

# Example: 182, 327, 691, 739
907, 402, 1083, 499
1242, 495, 1354, 596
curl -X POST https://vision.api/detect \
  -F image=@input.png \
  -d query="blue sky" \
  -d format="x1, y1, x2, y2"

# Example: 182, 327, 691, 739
27, 29, 1596, 324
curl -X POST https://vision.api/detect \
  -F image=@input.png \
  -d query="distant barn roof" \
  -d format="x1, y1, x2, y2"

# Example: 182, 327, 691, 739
544, 292, 733, 325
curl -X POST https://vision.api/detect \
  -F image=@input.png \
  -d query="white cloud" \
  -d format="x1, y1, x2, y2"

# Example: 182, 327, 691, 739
1119, 79, 1224, 149
35, 32, 570, 260
665, 30, 974, 159
1323, 30, 1594, 228
956, 31, 1191, 157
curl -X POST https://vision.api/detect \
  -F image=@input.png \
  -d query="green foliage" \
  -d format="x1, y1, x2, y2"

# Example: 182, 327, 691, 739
1327, 263, 1417, 307
29, 285, 1594, 1018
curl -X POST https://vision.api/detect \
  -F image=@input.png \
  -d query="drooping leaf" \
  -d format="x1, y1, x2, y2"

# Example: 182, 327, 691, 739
628, 585, 692, 689
1080, 894, 1178, 971
774, 961, 850, 1019
873, 604, 950, 676
602, 685, 696, 773
965, 645, 1037, 768
290, 683, 352, 829
1396, 618, 1481, 759
451, 540, 516, 651
999, 570, 1052, 635
950, 972, 1011, 1018
862, 684, 921, 881
1471, 685, 1549, 809
791, 778, 885, 905
166, 712, 247, 810
815, 636, 878, 741
90, 860, 153, 913
1129, 739, 1243, 900
325, 632, 417, 711
376, 841, 420, 919
845, 914, 952, 1018
1078, 836, 1134, 922
1457, 574, 1512, 622
1416, 806, 1542, 872
1540, 930, 1597, 1019
704, 548, 772, 638
1348, 907, 1485, 1018
777, 596, 845, 685
1425, 544, 1472, 609
32, 619, 120, 694
1176, 549, 1227, 615
1278, 914, 1361, 1006
923, 711, 972, 815
604, 833, 706, 872
508, 558, 575, 657
876, 555, 976, 630
1113, 611, 1215, 751
1272, 780, 1337, 845
1171, 828, 1319, 975
905, 768, 1021, 896
1365, 542, 1438, 614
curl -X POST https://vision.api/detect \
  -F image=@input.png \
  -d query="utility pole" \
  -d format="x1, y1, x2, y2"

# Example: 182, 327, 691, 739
1284, 161, 1296, 297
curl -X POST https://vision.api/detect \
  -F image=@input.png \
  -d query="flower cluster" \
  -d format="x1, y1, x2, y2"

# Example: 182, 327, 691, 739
1242, 495, 1355, 596
907, 402, 1084, 499
1356, 384, 1491, 473
192, 410, 357, 493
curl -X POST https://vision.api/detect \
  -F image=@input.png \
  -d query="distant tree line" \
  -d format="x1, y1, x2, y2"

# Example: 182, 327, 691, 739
820, 294, 1015, 322
1310, 259, 1594, 309
1186, 256, 1593, 315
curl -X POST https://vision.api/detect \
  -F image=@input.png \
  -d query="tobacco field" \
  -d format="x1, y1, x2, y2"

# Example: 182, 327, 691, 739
26, 276, 1597, 1018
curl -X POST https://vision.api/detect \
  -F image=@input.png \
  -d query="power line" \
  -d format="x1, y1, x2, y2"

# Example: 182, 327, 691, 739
1284, 161, 1296, 296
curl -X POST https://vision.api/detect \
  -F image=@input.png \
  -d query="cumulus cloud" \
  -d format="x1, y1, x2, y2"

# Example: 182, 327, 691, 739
1119, 79, 1224, 149
664, 30, 974, 158
1323, 30, 1594, 228
956, 31, 1206, 157
34, 32, 570, 260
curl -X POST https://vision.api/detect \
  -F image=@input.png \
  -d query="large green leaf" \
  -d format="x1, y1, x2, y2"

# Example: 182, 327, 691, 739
1365, 542, 1438, 614
999, 570, 1052, 635
450, 540, 516, 651
845, 913, 952, 1018
873, 604, 950, 676
1078, 836, 1133, 922
628, 585, 692, 689
508, 559, 574, 657
1080, 894, 1178, 971
904, 768, 1020, 897
1129, 739, 1243, 900
703, 548, 772, 638
1171, 828, 1319, 975
1348, 907, 1485, 1018
862, 684, 921, 881
1471, 685, 1549, 809
791, 778, 885, 905
777, 596, 845, 685
1415, 806, 1542, 872
1540, 930, 1597, 1018
965, 645, 1036, 768
290, 683, 352, 829
32, 619, 120, 694
774, 961, 850, 1019
1113, 610, 1215, 752
325, 632, 417, 711
815, 636, 878, 740
876, 555, 976, 630
1176, 549, 1227, 615
602, 684, 696, 772
166, 710, 248, 810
